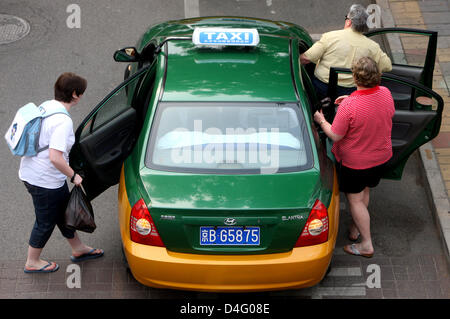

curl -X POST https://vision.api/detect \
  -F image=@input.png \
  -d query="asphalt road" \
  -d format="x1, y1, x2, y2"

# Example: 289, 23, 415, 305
1, 0, 447, 299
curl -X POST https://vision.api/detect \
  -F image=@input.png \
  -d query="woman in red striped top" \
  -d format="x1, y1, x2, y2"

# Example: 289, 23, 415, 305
314, 57, 395, 258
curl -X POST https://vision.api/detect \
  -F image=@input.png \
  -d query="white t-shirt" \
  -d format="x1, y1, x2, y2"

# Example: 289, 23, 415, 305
19, 100, 74, 189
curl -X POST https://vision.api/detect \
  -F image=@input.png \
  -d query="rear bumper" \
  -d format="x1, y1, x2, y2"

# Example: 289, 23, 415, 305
124, 240, 333, 292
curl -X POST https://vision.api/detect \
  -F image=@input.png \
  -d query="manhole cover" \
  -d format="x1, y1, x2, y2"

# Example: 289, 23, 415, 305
0, 14, 30, 45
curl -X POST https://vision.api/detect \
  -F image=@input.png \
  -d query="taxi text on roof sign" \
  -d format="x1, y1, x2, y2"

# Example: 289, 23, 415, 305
193, 28, 260, 46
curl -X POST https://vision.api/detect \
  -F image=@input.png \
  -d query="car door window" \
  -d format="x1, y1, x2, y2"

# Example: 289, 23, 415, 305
365, 28, 437, 88
370, 32, 430, 67
90, 85, 134, 132
79, 71, 144, 140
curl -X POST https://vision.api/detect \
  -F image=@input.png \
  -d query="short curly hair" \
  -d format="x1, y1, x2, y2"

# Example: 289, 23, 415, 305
351, 57, 381, 88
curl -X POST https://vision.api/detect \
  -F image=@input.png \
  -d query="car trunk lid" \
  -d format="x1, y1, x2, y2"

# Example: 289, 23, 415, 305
139, 168, 325, 254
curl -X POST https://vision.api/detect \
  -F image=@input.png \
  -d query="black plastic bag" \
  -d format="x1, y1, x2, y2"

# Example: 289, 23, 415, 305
64, 186, 96, 233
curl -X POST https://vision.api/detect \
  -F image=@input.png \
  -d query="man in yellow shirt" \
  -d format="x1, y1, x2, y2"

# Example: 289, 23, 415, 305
300, 4, 392, 100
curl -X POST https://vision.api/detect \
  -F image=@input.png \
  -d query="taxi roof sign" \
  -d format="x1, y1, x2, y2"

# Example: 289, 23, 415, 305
193, 28, 260, 47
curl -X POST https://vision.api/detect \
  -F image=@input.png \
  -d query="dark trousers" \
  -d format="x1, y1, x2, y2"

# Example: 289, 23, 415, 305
24, 181, 75, 249
311, 74, 356, 101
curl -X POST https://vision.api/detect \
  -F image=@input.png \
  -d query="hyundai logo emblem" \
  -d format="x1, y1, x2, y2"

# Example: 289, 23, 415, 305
224, 218, 237, 226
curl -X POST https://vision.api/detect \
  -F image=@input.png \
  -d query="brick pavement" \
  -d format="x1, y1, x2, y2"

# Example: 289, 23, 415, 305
0, 253, 448, 299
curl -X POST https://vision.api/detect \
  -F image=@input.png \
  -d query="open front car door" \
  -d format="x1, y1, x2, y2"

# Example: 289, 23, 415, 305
69, 65, 155, 200
364, 27, 438, 88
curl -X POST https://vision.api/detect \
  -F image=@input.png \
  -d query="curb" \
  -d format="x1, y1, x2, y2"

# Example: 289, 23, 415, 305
419, 144, 450, 267
376, 0, 450, 267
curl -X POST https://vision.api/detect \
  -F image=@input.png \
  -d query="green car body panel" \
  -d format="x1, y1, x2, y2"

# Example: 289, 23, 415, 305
119, 17, 334, 254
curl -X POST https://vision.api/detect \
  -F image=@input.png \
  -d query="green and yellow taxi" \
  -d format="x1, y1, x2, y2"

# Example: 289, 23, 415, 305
69, 17, 443, 292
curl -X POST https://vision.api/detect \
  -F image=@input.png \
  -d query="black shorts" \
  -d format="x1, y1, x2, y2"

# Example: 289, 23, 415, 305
337, 162, 387, 194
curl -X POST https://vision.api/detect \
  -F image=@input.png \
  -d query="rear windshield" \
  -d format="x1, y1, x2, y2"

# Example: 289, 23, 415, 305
145, 102, 313, 174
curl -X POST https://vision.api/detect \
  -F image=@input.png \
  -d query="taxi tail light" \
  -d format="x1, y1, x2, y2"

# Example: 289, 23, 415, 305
294, 199, 329, 247
130, 199, 165, 247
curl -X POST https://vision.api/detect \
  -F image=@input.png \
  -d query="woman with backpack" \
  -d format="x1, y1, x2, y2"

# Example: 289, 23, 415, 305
20, 72, 103, 273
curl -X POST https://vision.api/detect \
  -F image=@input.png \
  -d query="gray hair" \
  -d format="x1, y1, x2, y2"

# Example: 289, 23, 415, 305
347, 4, 369, 33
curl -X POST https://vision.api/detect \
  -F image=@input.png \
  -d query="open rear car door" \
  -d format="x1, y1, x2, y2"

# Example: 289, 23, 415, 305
327, 68, 444, 179
69, 65, 155, 200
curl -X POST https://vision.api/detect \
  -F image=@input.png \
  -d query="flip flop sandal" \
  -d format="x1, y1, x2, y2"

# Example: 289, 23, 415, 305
70, 248, 104, 262
343, 244, 374, 258
24, 262, 59, 274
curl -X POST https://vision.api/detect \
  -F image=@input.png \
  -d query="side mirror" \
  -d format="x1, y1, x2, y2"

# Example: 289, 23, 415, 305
113, 47, 140, 62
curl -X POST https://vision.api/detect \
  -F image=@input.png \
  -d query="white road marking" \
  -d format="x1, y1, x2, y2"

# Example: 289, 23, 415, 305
328, 267, 362, 277
310, 267, 366, 298
184, 0, 200, 18
311, 286, 367, 299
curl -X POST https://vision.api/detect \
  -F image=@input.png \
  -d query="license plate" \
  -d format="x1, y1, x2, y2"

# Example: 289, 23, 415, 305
200, 226, 260, 246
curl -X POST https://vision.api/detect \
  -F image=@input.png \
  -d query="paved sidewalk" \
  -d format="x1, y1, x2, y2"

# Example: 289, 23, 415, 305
377, 0, 450, 265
